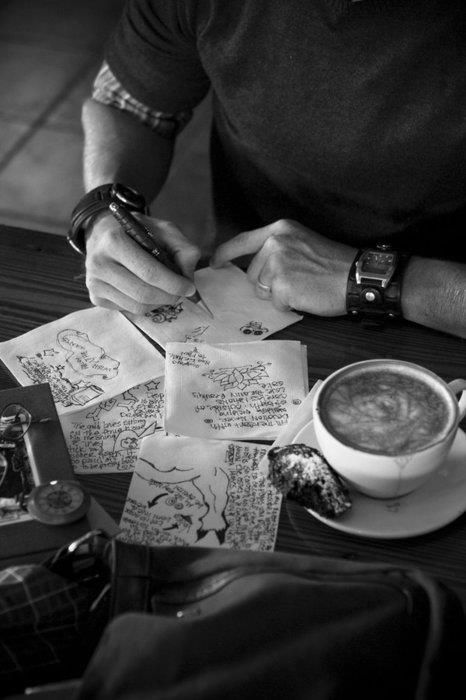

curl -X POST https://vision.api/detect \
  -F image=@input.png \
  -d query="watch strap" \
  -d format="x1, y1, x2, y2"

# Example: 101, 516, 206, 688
346, 249, 411, 326
68, 183, 148, 255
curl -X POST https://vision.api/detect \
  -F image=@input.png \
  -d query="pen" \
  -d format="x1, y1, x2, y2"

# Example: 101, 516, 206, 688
108, 201, 214, 318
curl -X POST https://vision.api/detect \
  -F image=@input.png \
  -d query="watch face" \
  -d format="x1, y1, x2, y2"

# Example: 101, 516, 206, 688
356, 249, 398, 288
27, 480, 91, 525
360, 251, 395, 275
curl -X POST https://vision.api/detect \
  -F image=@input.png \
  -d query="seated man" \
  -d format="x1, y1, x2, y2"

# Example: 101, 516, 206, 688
69, 0, 466, 338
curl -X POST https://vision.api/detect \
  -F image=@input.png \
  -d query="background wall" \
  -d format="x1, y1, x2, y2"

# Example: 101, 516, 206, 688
0, 0, 213, 247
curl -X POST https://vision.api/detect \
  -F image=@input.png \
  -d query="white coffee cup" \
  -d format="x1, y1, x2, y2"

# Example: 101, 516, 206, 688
312, 359, 466, 499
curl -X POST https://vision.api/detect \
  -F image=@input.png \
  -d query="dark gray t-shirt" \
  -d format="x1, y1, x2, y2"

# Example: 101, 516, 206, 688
106, 0, 466, 259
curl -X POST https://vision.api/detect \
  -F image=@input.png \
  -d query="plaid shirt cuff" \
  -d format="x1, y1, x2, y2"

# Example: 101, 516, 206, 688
92, 61, 193, 138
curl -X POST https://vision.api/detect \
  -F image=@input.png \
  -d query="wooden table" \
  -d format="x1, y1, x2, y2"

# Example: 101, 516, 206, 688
1, 224, 466, 610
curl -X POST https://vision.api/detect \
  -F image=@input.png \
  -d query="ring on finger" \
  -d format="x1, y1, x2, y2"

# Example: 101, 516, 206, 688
257, 277, 272, 295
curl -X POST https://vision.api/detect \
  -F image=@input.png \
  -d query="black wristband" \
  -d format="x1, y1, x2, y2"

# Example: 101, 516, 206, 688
346, 248, 411, 327
67, 183, 148, 255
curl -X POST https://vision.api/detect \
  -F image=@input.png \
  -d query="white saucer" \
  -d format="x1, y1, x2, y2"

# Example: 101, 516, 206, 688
292, 421, 466, 539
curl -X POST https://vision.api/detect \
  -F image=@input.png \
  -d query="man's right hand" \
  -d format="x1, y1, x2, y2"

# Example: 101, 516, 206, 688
84, 213, 201, 314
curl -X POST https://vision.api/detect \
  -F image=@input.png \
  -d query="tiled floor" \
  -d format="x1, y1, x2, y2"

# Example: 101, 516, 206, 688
0, 0, 213, 248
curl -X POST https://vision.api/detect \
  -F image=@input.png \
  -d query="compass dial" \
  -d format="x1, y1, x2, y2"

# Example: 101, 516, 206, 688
27, 480, 91, 525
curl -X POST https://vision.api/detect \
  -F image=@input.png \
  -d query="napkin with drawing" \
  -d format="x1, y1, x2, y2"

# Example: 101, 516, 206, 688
164, 340, 309, 440
0, 307, 165, 415
118, 434, 282, 550
126, 263, 303, 348
258, 379, 323, 477
59, 377, 165, 474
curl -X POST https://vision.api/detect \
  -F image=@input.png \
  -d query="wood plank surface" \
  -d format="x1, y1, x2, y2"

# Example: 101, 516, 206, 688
1, 224, 466, 611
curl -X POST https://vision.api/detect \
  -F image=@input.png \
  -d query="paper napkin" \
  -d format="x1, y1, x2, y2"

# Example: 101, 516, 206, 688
164, 340, 308, 440
126, 263, 303, 348
60, 377, 165, 474
0, 307, 165, 415
119, 434, 282, 550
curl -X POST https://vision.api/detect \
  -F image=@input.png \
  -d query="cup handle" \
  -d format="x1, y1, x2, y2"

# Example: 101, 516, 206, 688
448, 379, 466, 421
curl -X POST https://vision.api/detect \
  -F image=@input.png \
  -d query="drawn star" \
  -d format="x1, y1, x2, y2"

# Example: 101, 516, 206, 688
144, 380, 160, 392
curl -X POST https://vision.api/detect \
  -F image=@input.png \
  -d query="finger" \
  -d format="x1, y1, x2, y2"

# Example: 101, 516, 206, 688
89, 297, 120, 312
246, 247, 274, 285
90, 258, 186, 305
140, 216, 201, 279
88, 278, 176, 315
120, 238, 196, 297
87, 254, 181, 310
255, 281, 272, 300
87, 216, 198, 296
270, 289, 293, 312
255, 271, 274, 300
249, 255, 294, 310
245, 250, 275, 298
88, 233, 196, 299
267, 274, 294, 312
210, 226, 275, 268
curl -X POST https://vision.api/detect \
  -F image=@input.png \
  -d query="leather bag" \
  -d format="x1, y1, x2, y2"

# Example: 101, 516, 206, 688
77, 538, 465, 700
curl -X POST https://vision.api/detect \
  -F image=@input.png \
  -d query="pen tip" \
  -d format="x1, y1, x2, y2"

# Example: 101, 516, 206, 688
185, 289, 214, 317
199, 301, 214, 318
186, 289, 214, 318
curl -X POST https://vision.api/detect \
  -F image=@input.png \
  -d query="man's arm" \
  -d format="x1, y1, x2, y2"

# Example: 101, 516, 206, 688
402, 257, 466, 339
211, 219, 466, 339
82, 96, 174, 200
83, 59, 191, 200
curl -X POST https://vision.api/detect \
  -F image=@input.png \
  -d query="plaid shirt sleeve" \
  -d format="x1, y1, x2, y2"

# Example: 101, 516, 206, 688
92, 61, 193, 138
0, 563, 106, 694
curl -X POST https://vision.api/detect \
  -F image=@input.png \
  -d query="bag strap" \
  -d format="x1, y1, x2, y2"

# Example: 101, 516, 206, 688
108, 538, 153, 614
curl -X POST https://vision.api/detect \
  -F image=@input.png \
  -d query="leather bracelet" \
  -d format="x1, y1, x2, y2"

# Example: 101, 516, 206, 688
346, 249, 411, 326
67, 183, 148, 255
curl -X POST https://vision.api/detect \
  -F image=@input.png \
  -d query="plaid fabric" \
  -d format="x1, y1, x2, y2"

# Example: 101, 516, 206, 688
92, 61, 193, 138
0, 564, 105, 694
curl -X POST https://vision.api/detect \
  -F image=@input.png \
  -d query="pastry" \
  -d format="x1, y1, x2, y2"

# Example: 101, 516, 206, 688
267, 443, 352, 518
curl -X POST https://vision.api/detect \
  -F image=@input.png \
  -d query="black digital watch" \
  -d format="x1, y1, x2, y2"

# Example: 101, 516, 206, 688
346, 244, 410, 325
67, 183, 149, 255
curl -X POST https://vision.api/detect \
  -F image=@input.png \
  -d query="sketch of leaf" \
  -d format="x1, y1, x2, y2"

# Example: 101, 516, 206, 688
202, 361, 271, 391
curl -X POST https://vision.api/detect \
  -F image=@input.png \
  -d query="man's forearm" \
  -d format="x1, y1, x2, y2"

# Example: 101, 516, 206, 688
82, 98, 174, 202
402, 257, 466, 338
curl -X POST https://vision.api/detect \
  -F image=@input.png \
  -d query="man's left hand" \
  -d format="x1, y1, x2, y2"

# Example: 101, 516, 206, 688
210, 219, 356, 315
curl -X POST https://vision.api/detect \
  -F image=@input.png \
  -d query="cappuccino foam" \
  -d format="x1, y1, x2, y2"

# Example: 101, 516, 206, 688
319, 365, 455, 455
